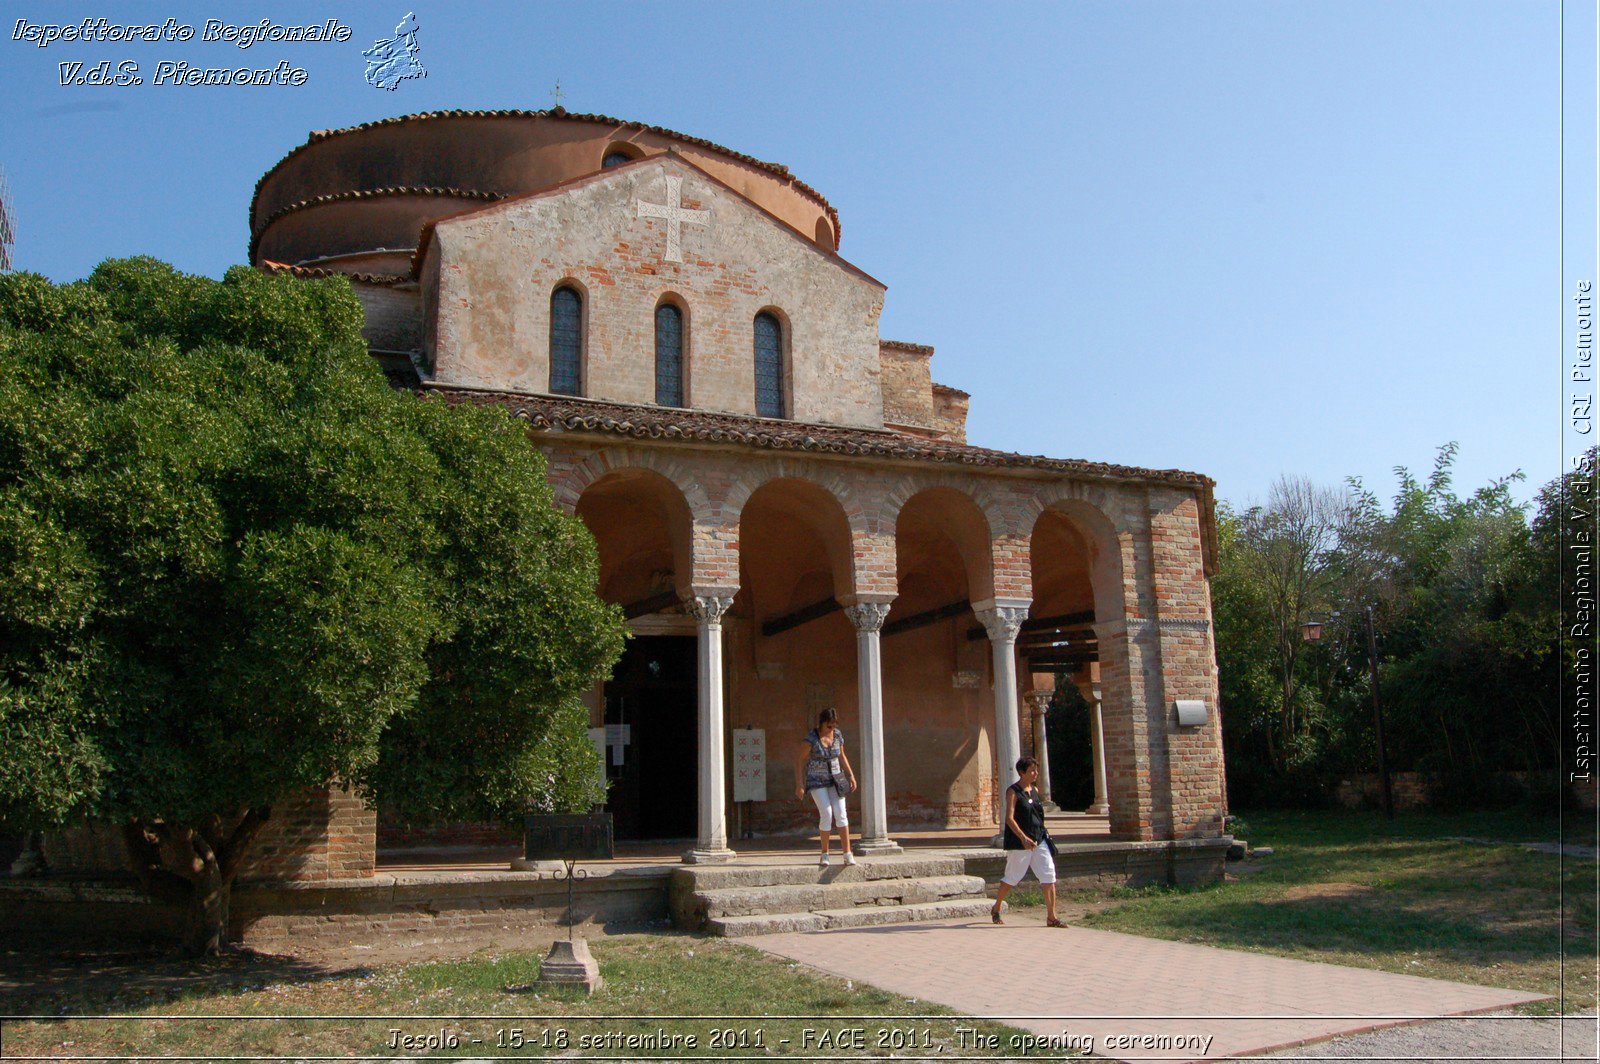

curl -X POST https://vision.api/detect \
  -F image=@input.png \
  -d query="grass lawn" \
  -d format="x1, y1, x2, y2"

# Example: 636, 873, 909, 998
2, 933, 1040, 1059
1036, 808, 1596, 1014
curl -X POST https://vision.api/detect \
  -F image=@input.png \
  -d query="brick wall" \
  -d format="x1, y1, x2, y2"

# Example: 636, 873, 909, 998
429, 155, 887, 429
353, 281, 421, 354
931, 385, 969, 444
237, 785, 375, 883
40, 785, 375, 884
879, 342, 936, 432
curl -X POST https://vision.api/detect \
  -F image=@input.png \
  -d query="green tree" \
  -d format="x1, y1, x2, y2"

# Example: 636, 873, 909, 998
0, 259, 625, 953
1228, 477, 1349, 771
1212, 504, 1287, 803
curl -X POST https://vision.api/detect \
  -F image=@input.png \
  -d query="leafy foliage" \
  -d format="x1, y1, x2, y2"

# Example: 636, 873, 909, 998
1217, 444, 1569, 808
0, 258, 623, 844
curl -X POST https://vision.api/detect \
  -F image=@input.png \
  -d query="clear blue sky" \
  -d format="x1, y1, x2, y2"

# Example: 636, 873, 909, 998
3, 1, 1589, 510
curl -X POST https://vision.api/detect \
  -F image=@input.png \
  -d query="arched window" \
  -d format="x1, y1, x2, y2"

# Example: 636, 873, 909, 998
603, 151, 632, 169
655, 302, 685, 407
549, 285, 583, 396
754, 312, 785, 418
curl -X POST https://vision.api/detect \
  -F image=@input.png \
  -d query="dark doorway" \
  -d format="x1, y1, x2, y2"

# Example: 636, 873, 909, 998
603, 635, 698, 840
1044, 678, 1095, 811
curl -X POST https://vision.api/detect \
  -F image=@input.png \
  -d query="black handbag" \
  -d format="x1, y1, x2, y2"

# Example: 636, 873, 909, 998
832, 771, 854, 797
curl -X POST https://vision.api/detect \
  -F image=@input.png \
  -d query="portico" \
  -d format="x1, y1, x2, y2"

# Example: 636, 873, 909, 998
483, 388, 1230, 864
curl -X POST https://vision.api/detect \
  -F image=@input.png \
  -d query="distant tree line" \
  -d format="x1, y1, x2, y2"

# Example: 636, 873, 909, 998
1213, 444, 1582, 809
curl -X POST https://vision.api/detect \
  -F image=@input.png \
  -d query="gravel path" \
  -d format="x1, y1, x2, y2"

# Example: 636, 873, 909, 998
1265, 1009, 1597, 1062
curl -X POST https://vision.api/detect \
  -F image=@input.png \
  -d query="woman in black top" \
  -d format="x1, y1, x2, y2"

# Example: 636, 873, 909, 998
991, 756, 1062, 926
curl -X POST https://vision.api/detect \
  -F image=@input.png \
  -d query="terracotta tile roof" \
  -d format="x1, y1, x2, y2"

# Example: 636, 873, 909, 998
252, 108, 840, 245
424, 384, 1214, 490
881, 340, 935, 355
251, 186, 505, 260
258, 261, 413, 286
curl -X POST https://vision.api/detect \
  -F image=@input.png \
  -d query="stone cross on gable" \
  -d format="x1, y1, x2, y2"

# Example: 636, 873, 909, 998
637, 175, 710, 263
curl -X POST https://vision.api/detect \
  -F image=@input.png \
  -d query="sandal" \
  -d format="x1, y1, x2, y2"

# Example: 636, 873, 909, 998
990, 905, 1003, 924
1046, 917, 1065, 928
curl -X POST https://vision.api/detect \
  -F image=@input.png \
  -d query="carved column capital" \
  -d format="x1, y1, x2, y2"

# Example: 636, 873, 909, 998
685, 593, 735, 624
975, 605, 1028, 643
1025, 689, 1053, 716
844, 601, 892, 633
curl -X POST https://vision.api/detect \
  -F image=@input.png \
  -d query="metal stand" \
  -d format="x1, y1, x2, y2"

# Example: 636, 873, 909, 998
537, 859, 602, 993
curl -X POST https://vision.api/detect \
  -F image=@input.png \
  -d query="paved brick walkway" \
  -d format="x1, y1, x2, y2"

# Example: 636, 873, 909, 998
753, 914, 1550, 1062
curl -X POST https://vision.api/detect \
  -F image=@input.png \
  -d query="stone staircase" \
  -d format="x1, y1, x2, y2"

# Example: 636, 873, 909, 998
670, 854, 992, 936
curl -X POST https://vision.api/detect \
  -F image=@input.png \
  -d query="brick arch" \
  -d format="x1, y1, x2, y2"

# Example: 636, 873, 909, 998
721, 461, 865, 534
878, 472, 1005, 538
1010, 479, 1138, 540
549, 449, 715, 525
891, 483, 997, 605
1026, 485, 1130, 624
729, 464, 892, 600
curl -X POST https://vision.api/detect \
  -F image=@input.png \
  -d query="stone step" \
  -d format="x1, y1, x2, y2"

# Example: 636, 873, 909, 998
672, 854, 965, 893
708, 898, 994, 937
695, 874, 985, 920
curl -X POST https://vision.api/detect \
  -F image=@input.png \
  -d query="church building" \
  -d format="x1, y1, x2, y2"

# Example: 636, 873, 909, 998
252, 108, 1226, 865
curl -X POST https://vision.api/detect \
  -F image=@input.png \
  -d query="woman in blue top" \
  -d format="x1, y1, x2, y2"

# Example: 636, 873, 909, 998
794, 708, 858, 867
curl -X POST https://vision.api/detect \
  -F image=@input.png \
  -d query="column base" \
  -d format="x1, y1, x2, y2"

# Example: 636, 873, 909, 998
990, 832, 1005, 849
854, 837, 902, 856
1085, 802, 1109, 815
1041, 801, 1062, 813
682, 846, 738, 865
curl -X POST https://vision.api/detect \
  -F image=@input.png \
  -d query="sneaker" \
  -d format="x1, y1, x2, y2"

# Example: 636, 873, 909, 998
818, 854, 830, 867
843, 853, 857, 866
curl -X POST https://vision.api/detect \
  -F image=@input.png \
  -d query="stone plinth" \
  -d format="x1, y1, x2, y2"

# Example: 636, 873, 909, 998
538, 937, 603, 993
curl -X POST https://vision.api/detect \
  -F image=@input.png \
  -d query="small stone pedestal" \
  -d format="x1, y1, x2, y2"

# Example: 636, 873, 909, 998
538, 938, 603, 993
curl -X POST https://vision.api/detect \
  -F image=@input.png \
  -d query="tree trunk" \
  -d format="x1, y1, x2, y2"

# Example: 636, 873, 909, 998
127, 806, 271, 956
185, 855, 229, 956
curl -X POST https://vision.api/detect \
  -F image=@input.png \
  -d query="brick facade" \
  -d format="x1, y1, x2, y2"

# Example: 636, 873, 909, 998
227, 109, 1229, 873
542, 436, 1224, 843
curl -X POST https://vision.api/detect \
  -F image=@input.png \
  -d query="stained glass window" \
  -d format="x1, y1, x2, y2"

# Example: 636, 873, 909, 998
549, 285, 583, 395
754, 312, 784, 417
655, 303, 684, 407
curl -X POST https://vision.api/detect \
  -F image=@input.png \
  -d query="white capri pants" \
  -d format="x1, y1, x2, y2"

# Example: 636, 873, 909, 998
808, 786, 849, 832
1001, 844, 1057, 886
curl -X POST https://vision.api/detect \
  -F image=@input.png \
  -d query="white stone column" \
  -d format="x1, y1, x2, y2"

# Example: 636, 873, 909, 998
975, 600, 1029, 844
1025, 689, 1059, 812
1087, 678, 1110, 816
684, 592, 737, 864
844, 601, 901, 855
